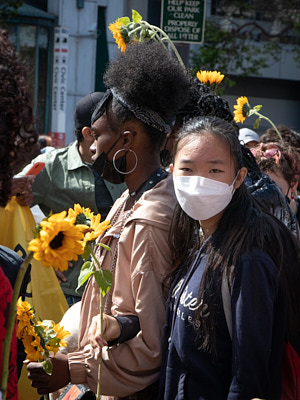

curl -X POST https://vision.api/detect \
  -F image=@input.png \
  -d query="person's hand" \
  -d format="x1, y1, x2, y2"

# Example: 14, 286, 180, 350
55, 262, 73, 283
26, 353, 70, 395
88, 314, 121, 353
55, 270, 67, 283
11, 176, 35, 206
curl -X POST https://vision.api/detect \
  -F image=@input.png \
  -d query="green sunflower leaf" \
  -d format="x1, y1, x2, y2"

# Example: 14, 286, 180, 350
118, 17, 130, 26
253, 105, 262, 112
34, 325, 45, 336
76, 268, 93, 292
48, 337, 60, 347
82, 245, 92, 261
82, 261, 92, 270
94, 270, 112, 297
253, 118, 261, 129
132, 9, 142, 24
98, 243, 111, 252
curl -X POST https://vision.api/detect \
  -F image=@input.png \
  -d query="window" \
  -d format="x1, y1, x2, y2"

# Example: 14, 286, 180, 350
6, 4, 55, 133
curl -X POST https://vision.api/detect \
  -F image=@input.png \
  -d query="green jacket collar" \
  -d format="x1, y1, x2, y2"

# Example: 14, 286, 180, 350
67, 141, 87, 171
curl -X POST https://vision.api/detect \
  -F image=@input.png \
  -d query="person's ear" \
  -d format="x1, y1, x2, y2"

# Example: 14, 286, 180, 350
170, 164, 174, 174
121, 130, 136, 150
234, 167, 247, 189
82, 127, 93, 142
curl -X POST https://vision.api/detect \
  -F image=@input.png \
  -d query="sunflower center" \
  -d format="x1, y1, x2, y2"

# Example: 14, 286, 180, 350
242, 102, 251, 117
76, 213, 90, 226
50, 231, 64, 249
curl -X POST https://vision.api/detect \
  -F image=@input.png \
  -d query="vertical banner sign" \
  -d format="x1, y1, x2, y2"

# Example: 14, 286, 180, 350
161, 0, 206, 44
50, 27, 69, 148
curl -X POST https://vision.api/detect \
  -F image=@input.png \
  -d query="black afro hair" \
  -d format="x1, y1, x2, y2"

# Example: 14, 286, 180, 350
103, 41, 189, 124
177, 76, 235, 126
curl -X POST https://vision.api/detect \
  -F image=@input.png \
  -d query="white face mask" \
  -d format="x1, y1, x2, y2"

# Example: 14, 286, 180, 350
173, 174, 238, 221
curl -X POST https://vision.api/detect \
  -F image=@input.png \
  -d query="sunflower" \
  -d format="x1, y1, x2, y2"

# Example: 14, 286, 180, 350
196, 70, 225, 85
23, 332, 44, 362
83, 214, 111, 243
28, 211, 85, 271
233, 96, 251, 124
67, 204, 94, 225
53, 323, 70, 348
16, 298, 34, 338
109, 20, 128, 52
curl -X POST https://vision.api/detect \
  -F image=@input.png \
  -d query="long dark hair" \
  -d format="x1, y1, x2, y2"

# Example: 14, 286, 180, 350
0, 29, 38, 207
169, 116, 300, 352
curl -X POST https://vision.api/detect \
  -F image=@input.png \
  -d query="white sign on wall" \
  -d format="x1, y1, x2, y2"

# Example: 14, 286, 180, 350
50, 26, 69, 148
161, 0, 206, 44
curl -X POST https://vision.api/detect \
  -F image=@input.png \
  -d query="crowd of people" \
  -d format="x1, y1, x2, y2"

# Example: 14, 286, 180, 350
1, 26, 300, 400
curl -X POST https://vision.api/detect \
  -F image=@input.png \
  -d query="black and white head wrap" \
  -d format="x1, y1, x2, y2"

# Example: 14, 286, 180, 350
91, 88, 172, 134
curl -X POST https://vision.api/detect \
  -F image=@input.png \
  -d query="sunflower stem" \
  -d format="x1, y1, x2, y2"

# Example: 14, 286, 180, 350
91, 249, 101, 270
90, 246, 103, 400
254, 111, 283, 142
142, 21, 186, 68
96, 291, 103, 400
127, 25, 142, 37
0, 251, 33, 400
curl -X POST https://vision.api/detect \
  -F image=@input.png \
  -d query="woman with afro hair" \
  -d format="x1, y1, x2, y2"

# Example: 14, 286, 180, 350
27, 41, 189, 399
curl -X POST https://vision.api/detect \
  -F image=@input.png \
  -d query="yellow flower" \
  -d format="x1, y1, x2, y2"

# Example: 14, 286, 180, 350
23, 333, 43, 362
196, 70, 225, 85
196, 70, 207, 83
109, 20, 127, 52
16, 298, 33, 321
83, 214, 111, 243
67, 204, 94, 224
16, 298, 34, 338
67, 205, 110, 243
17, 298, 71, 367
53, 323, 70, 348
233, 96, 251, 124
28, 211, 85, 271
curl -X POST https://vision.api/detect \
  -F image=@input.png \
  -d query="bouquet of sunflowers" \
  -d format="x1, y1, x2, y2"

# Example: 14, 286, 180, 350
17, 298, 70, 374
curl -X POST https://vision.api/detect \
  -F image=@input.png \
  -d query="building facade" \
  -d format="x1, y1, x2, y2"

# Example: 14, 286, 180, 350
4, 0, 300, 145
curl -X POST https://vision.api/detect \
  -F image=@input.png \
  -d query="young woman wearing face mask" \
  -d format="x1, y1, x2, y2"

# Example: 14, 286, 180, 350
161, 77, 299, 237
27, 41, 189, 399
158, 116, 300, 400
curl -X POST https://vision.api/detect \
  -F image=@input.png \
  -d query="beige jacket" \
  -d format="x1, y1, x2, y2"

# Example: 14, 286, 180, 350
68, 175, 176, 397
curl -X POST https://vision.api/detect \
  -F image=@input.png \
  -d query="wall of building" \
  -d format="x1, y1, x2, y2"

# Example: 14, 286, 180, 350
190, 5, 300, 133
46, 0, 299, 143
